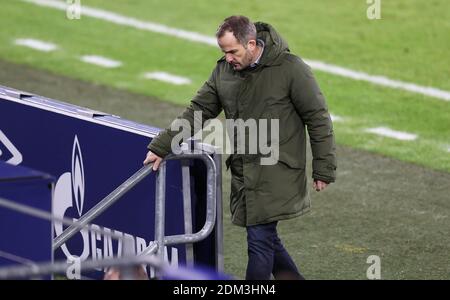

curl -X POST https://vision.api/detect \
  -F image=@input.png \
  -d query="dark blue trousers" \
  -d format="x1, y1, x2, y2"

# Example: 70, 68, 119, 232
246, 221, 304, 280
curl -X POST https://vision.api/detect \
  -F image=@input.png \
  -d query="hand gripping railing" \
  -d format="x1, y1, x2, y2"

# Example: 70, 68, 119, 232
52, 145, 222, 272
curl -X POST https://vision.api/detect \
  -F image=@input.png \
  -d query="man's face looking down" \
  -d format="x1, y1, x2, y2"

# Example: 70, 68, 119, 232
218, 30, 258, 71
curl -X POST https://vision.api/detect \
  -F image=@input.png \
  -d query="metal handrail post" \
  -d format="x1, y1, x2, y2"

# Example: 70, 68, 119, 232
154, 160, 166, 265
162, 153, 216, 245
189, 142, 223, 272
181, 159, 194, 267
213, 152, 224, 272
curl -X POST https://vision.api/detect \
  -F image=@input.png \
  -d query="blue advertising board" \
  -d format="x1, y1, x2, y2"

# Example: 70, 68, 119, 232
0, 161, 54, 270
0, 85, 216, 278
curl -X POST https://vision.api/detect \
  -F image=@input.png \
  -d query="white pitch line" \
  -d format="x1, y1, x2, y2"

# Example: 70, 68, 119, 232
80, 55, 122, 68
304, 60, 450, 102
22, 0, 450, 102
365, 127, 417, 141
330, 114, 343, 122
22, 0, 216, 46
14, 38, 58, 52
144, 72, 191, 85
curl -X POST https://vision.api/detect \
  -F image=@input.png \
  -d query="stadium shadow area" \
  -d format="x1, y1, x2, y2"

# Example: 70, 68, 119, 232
1, 60, 449, 280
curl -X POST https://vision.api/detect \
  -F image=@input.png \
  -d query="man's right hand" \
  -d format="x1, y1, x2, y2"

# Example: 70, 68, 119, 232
143, 150, 163, 171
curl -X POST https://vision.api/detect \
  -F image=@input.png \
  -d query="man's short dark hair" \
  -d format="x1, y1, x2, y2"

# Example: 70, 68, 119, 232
216, 15, 257, 46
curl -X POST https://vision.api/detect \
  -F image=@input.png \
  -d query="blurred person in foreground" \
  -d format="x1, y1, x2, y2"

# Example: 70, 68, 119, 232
103, 265, 148, 280
144, 16, 336, 280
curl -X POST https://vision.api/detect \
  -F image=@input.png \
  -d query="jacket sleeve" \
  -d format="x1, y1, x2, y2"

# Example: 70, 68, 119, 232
288, 56, 337, 183
147, 67, 222, 158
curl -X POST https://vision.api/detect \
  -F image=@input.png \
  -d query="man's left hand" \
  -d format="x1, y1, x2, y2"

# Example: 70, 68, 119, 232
313, 180, 328, 192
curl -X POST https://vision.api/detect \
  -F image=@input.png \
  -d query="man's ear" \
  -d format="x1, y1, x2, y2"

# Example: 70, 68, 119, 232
247, 39, 257, 50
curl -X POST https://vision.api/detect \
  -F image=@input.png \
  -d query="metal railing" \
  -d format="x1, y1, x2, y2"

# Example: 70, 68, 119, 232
52, 165, 153, 251
0, 197, 144, 279
0, 142, 223, 278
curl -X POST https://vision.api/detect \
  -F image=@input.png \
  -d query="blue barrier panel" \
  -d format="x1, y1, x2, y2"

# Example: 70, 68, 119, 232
0, 86, 216, 278
0, 161, 54, 271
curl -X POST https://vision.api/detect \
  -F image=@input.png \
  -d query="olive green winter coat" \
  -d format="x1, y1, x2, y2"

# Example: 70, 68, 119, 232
148, 22, 336, 227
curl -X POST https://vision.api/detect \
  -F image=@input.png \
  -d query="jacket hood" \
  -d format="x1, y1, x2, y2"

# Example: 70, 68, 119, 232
255, 22, 290, 66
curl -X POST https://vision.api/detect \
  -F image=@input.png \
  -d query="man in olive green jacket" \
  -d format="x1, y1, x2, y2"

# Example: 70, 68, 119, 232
144, 16, 336, 280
